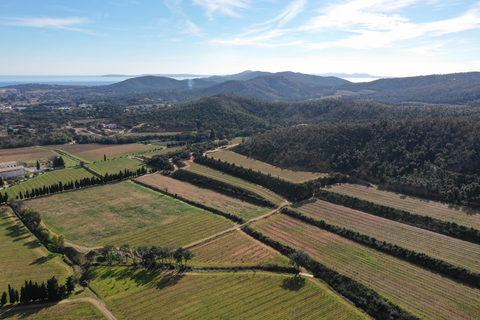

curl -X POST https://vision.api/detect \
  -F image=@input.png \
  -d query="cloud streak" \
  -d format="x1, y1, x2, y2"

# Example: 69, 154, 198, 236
0, 16, 102, 35
192, 0, 249, 18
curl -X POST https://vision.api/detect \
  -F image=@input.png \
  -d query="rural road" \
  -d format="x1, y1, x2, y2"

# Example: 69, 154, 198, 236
0, 297, 118, 320
184, 199, 290, 249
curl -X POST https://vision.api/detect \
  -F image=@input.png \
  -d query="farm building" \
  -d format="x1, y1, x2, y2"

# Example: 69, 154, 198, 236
0, 161, 25, 179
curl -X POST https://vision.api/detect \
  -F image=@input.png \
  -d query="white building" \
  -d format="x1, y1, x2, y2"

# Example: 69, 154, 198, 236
0, 162, 25, 179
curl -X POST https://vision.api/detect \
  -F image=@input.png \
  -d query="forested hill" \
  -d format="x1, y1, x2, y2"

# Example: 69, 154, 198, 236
339, 72, 480, 106
235, 117, 480, 205
113, 94, 476, 135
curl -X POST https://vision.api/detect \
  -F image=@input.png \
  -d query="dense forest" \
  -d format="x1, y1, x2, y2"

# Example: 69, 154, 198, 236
235, 117, 480, 206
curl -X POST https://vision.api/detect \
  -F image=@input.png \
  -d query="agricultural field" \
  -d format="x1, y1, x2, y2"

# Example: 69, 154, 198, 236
183, 162, 284, 205
328, 183, 480, 229
0, 147, 55, 165
4, 168, 94, 199
209, 150, 326, 183
36, 147, 87, 168
0, 207, 71, 292
89, 267, 369, 320
26, 181, 234, 247
190, 230, 289, 267
140, 146, 183, 159
252, 214, 480, 320
0, 300, 107, 319
87, 157, 148, 176
52, 143, 161, 161
136, 174, 270, 220
294, 199, 480, 273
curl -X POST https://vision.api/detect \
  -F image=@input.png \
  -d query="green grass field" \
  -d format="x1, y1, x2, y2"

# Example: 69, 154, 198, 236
327, 183, 480, 229
26, 181, 234, 247
0, 207, 71, 293
209, 150, 326, 182
89, 267, 370, 320
0, 300, 106, 319
141, 146, 183, 159
136, 174, 270, 220
294, 199, 480, 273
252, 214, 480, 320
4, 168, 95, 199
183, 162, 284, 205
190, 230, 290, 267
87, 157, 148, 176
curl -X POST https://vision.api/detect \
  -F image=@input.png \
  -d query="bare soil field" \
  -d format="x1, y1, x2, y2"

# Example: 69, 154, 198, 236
252, 214, 480, 320
190, 230, 289, 267
327, 183, 480, 229
26, 181, 234, 247
294, 199, 480, 273
0, 147, 54, 164
136, 174, 270, 220
209, 150, 326, 183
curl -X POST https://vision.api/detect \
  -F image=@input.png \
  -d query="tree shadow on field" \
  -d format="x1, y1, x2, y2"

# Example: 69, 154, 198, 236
0, 302, 60, 319
291, 198, 317, 209
23, 239, 41, 249
156, 273, 185, 290
30, 254, 56, 266
281, 276, 306, 291
5, 223, 29, 241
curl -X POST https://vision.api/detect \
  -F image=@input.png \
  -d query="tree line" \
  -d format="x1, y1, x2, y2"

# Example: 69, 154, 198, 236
241, 226, 419, 320
314, 189, 480, 245
1, 276, 75, 307
282, 207, 480, 289
0, 167, 148, 203
194, 155, 311, 202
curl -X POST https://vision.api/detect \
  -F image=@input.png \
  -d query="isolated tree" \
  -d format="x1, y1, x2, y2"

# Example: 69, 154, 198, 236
36, 160, 40, 170
0, 177, 4, 186
1, 291, 7, 307
288, 250, 310, 274
65, 276, 75, 294
182, 249, 194, 267
104, 154, 107, 161
174, 247, 185, 265
52, 156, 65, 168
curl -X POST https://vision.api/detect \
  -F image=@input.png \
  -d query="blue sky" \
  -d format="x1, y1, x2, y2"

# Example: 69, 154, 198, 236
1, 0, 480, 76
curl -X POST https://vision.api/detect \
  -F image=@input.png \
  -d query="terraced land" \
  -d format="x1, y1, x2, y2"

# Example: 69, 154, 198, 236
328, 183, 480, 229
87, 157, 148, 176
190, 230, 289, 267
4, 168, 94, 199
90, 267, 370, 320
0, 207, 70, 291
294, 199, 480, 273
0, 147, 54, 165
183, 162, 284, 205
209, 150, 326, 182
53, 143, 160, 161
136, 174, 270, 220
26, 181, 234, 247
0, 300, 106, 319
252, 214, 480, 320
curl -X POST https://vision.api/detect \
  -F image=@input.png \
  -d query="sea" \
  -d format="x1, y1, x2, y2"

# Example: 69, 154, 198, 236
0, 75, 380, 87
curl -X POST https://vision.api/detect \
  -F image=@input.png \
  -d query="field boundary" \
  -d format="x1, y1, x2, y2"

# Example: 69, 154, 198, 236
282, 207, 480, 289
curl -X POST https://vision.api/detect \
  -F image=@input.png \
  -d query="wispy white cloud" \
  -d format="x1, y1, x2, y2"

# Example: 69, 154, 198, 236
303, 0, 480, 50
182, 19, 204, 36
192, 0, 249, 18
0, 16, 102, 35
212, 29, 302, 47
254, 0, 307, 28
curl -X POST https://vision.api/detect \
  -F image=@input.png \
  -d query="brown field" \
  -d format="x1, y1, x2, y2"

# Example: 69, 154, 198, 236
209, 150, 326, 183
26, 181, 234, 247
52, 143, 160, 161
190, 230, 290, 267
252, 214, 480, 320
327, 183, 480, 229
0, 147, 54, 164
294, 199, 480, 273
136, 174, 270, 220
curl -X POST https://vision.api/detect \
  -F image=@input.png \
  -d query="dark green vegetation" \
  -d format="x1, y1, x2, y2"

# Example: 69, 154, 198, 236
236, 117, 480, 206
